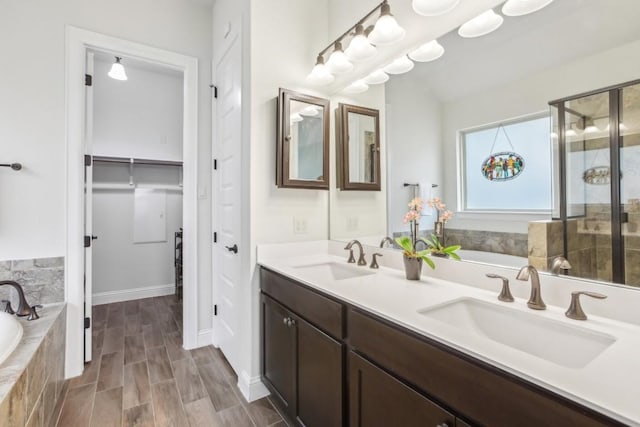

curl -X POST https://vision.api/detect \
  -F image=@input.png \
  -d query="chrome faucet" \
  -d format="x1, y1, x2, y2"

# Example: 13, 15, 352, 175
0, 280, 40, 320
379, 237, 394, 248
344, 240, 367, 266
550, 256, 572, 275
516, 265, 546, 310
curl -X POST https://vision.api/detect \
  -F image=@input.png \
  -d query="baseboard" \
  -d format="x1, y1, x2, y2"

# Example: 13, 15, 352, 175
92, 284, 175, 305
238, 370, 270, 403
196, 328, 213, 347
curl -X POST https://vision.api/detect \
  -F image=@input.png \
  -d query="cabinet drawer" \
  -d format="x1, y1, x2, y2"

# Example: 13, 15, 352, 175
348, 308, 621, 427
260, 268, 344, 339
350, 351, 455, 427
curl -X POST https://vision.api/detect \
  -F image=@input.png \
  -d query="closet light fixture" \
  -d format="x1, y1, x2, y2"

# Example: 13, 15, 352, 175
384, 55, 414, 74
502, 0, 554, 16
458, 9, 504, 38
108, 56, 128, 81
345, 24, 377, 62
326, 42, 354, 74
412, 0, 460, 16
306, 55, 335, 86
409, 40, 445, 62
368, 1, 406, 46
343, 80, 370, 94
364, 69, 389, 85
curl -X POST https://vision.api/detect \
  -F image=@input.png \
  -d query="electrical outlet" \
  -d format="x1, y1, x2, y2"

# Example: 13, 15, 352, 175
293, 217, 307, 234
347, 216, 358, 232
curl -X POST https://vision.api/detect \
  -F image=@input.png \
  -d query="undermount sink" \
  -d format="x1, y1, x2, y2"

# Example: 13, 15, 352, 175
293, 262, 375, 281
418, 298, 616, 369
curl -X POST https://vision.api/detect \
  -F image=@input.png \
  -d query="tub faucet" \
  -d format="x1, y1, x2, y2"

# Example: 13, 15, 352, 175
516, 265, 546, 310
344, 240, 367, 266
550, 256, 572, 275
0, 280, 40, 320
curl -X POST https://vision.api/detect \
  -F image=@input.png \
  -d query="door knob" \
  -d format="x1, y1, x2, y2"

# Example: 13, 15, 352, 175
225, 244, 238, 254
91, 235, 98, 240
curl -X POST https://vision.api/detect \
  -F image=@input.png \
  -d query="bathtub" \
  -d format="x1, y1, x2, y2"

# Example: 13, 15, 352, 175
458, 249, 527, 269
0, 312, 23, 365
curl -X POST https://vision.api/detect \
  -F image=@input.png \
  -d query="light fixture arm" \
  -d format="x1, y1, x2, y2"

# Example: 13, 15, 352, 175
316, 0, 388, 58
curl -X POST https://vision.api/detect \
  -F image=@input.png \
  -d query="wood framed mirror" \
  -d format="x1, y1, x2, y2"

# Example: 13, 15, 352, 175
276, 88, 330, 189
337, 103, 381, 191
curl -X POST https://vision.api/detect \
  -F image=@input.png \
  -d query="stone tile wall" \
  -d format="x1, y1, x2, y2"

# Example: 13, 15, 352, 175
0, 257, 64, 308
0, 304, 67, 427
445, 228, 528, 257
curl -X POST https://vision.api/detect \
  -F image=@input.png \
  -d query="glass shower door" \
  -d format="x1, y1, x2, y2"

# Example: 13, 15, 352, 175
562, 91, 613, 283
620, 83, 640, 287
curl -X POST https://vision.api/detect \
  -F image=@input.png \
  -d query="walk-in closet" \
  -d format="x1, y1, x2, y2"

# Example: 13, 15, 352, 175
88, 50, 185, 333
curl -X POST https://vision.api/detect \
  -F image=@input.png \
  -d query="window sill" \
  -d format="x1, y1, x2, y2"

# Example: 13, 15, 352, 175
454, 211, 552, 222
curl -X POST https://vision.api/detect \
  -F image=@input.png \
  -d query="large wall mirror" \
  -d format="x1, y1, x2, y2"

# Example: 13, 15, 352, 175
277, 88, 329, 189
337, 103, 381, 191
327, 0, 640, 290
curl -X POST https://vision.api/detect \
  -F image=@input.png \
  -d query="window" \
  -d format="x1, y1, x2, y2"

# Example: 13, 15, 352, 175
461, 114, 552, 212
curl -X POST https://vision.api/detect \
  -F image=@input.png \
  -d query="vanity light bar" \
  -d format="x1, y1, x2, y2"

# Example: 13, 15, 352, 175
307, 1, 405, 86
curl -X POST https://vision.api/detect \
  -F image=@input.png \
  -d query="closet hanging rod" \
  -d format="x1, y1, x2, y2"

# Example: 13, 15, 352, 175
92, 155, 183, 167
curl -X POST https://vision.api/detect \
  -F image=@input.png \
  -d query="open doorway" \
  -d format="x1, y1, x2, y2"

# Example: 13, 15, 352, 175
85, 50, 185, 363
65, 27, 199, 379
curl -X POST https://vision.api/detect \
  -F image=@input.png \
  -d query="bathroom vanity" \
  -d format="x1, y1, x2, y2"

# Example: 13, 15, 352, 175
258, 241, 640, 427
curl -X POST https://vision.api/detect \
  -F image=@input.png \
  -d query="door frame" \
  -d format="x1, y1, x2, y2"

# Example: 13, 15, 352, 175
65, 26, 199, 378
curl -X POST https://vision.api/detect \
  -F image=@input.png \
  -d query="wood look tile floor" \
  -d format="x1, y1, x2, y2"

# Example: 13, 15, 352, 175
55, 295, 286, 427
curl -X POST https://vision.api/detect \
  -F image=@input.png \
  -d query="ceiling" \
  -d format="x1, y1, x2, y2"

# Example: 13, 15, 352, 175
404, 0, 640, 102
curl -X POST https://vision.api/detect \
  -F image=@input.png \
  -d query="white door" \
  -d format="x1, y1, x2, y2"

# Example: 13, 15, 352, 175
213, 29, 242, 373
83, 52, 95, 362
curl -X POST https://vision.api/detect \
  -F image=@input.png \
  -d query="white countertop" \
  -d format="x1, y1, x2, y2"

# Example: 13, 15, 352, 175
257, 241, 640, 426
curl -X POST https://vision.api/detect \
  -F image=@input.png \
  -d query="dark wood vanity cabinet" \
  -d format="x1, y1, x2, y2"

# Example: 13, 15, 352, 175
261, 269, 344, 426
260, 267, 623, 427
349, 351, 455, 427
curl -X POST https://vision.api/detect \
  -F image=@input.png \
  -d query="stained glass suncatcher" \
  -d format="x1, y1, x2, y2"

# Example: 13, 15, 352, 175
481, 151, 524, 181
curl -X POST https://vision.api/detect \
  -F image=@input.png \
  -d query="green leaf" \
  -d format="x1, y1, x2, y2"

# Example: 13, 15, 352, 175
448, 252, 462, 261
421, 255, 436, 269
395, 236, 414, 254
420, 237, 436, 249
444, 245, 461, 253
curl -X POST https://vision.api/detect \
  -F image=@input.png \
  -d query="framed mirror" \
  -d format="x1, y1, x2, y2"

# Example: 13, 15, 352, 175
337, 103, 381, 191
276, 88, 329, 189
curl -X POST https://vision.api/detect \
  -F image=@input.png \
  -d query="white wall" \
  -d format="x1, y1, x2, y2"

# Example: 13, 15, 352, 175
92, 58, 184, 160
0, 0, 213, 330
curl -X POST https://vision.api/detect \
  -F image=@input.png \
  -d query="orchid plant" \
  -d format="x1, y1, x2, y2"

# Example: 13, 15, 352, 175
395, 197, 436, 269
427, 197, 453, 224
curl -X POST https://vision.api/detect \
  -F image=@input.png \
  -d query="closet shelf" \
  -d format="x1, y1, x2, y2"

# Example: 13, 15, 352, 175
93, 183, 183, 191
93, 155, 183, 167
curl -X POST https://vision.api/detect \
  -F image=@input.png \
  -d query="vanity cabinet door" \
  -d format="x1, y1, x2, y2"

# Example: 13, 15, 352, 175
262, 295, 296, 413
296, 316, 343, 427
349, 351, 455, 427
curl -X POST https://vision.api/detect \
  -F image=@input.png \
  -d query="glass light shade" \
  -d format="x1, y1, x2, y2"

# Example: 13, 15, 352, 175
343, 80, 369, 94
306, 57, 335, 86
345, 26, 377, 62
108, 58, 128, 81
458, 9, 504, 38
300, 106, 319, 117
412, 0, 460, 16
502, 0, 554, 16
383, 56, 414, 75
368, 4, 406, 46
364, 69, 389, 85
409, 40, 445, 62
290, 113, 304, 123
326, 42, 354, 74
